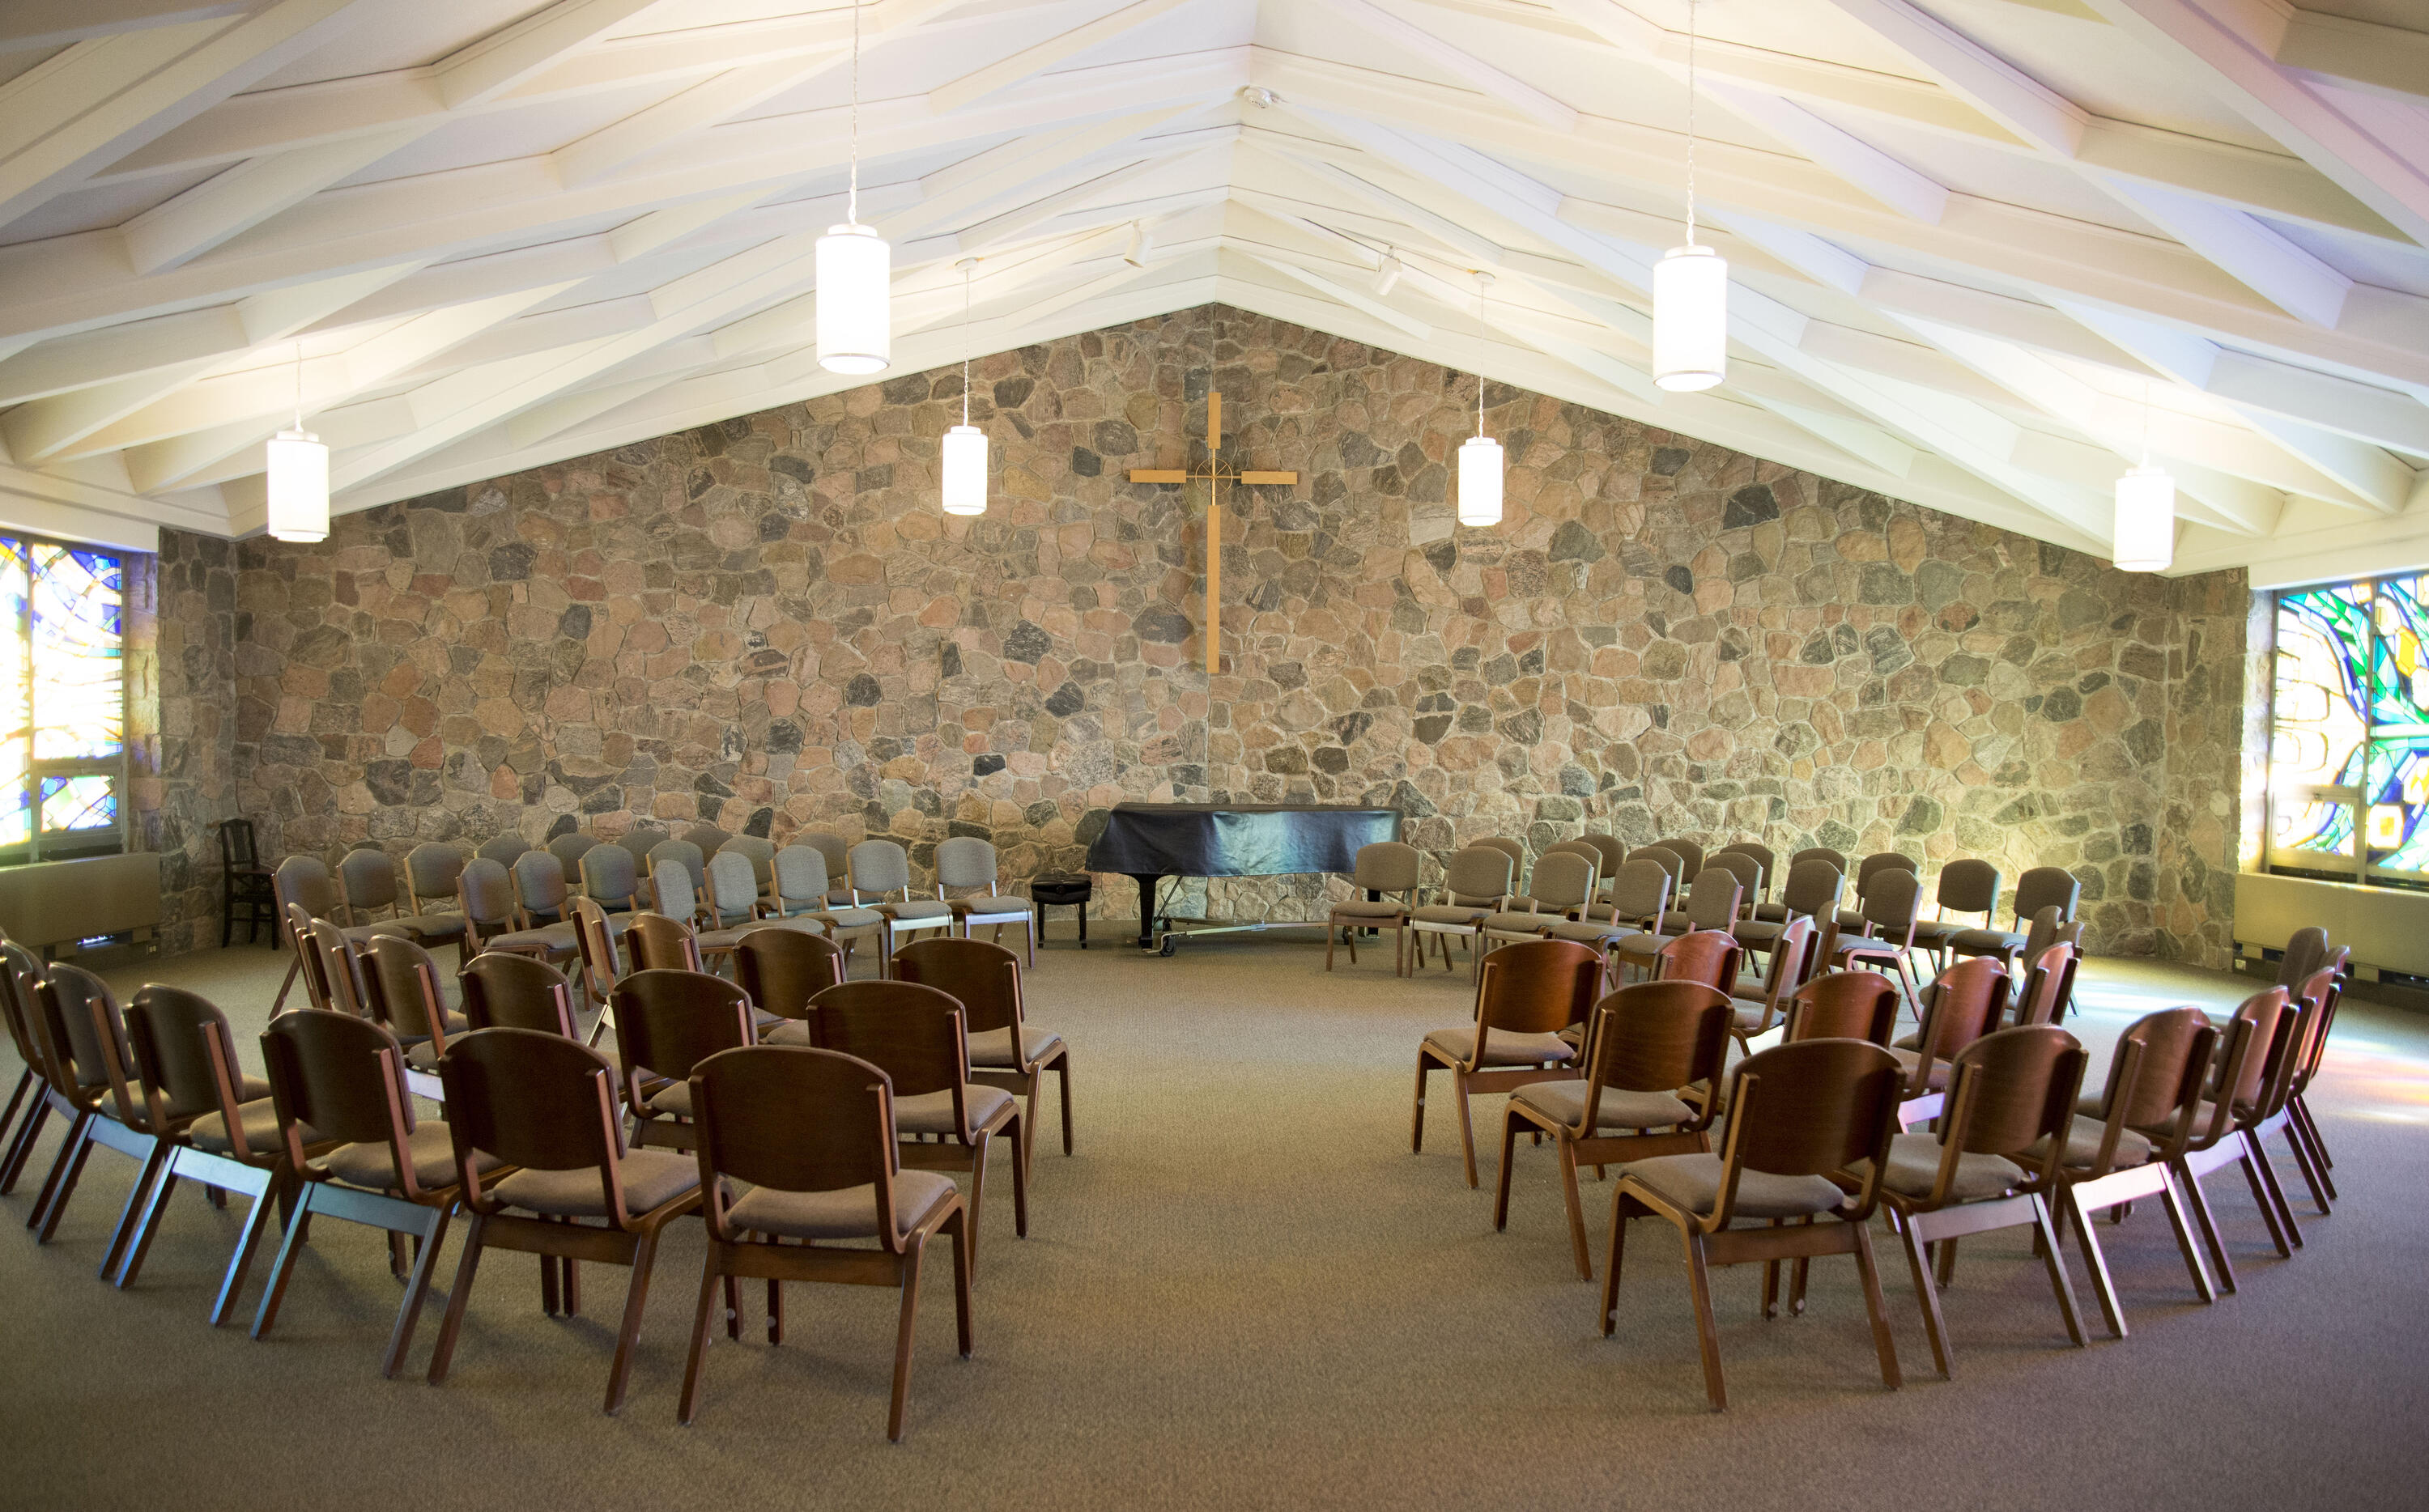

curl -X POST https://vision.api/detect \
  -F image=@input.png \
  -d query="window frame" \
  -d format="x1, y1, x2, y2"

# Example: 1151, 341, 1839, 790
2266, 571, 2429, 891
0, 533, 129, 867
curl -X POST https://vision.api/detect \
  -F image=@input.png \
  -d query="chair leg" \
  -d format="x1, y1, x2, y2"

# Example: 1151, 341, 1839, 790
117, 1162, 182, 1289
1492, 1107, 1522, 1232
2065, 1189, 2128, 1340
251, 1186, 322, 1341
30, 1108, 96, 1241
270, 953, 302, 1014
1006, 1111, 1029, 1239
768, 1276, 783, 1344
0, 1066, 29, 1153
889, 1232, 927, 1442
209, 1174, 287, 1326
2176, 1160, 2238, 1295
424, 1210, 490, 1383
1410, 1056, 1432, 1154
1453, 1067, 1478, 1188
1681, 1228, 1728, 1412
2241, 1131, 2302, 1253
1557, 1140, 1592, 1281
381, 1206, 451, 1379
0, 1095, 51, 1192
103, 1140, 172, 1283
1057, 1055, 1074, 1157
2158, 1168, 2219, 1305
602, 1227, 660, 1416
1894, 1213, 1954, 1379
678, 1243, 722, 1426
2025, 1196, 2089, 1348
1851, 1221, 1902, 1391
2278, 1111, 2334, 1213
963, 1129, 991, 1276
1324, 920, 1337, 972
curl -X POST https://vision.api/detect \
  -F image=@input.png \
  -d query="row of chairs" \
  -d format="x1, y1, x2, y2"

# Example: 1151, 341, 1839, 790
1410, 928, 2350, 1409
0, 923, 1077, 1439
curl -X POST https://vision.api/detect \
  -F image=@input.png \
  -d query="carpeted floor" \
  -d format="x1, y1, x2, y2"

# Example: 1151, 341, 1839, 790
2, 929, 2423, 1510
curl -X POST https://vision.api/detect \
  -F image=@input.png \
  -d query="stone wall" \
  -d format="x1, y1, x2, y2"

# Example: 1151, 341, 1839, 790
134, 533, 241, 955
148, 304, 2249, 965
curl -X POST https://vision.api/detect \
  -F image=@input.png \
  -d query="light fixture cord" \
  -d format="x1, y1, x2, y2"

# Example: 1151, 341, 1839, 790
962, 263, 973, 426
848, 0, 861, 226
2140, 376, 2153, 466
1685, 0, 1699, 249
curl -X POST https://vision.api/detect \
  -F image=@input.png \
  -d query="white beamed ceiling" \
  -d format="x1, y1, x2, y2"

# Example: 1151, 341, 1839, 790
1, 0, 2426, 585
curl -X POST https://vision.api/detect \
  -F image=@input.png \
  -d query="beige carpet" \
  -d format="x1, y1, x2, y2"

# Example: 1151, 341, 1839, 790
2, 930, 2423, 1510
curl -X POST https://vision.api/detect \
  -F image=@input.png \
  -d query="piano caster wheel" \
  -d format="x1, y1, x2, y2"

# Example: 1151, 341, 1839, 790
1159, 937, 1177, 957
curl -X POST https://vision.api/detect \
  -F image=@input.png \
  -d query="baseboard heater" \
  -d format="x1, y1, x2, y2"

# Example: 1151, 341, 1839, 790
2234, 870, 2429, 981
0, 852, 160, 958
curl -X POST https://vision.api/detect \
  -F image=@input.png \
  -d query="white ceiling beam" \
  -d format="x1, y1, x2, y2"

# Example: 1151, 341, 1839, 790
0, 1, 245, 51
957, 147, 1215, 254
430, 0, 667, 111
1309, 0, 1578, 131
118, 125, 422, 274
929, 0, 1193, 115
0, 304, 255, 406
1813, 0, 2088, 154
2098, 177, 2350, 328
1241, 250, 1433, 342
2274, 9, 2429, 107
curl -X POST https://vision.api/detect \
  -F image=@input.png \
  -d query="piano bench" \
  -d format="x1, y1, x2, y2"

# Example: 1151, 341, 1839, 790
1031, 875, 1094, 949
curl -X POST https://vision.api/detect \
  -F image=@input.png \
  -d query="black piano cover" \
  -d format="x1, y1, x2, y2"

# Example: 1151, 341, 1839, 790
1086, 804, 1402, 877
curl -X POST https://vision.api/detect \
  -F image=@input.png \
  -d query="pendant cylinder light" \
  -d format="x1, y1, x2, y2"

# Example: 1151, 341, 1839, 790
816, 2, 889, 375
2113, 465, 2174, 571
942, 259, 987, 516
1654, 0, 1727, 393
1460, 290, 1503, 529
265, 340, 328, 542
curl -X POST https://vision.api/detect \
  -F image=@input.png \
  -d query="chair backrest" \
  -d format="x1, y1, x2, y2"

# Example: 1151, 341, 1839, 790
1933, 858, 2001, 919
721, 835, 778, 897
283, 903, 334, 1011
1681, 869, 1744, 931
460, 952, 581, 1037
1746, 918, 1817, 1021
364, 933, 452, 1041
800, 832, 854, 900
1440, 844, 1514, 905
274, 855, 338, 924
1474, 939, 1604, 1038
772, 843, 832, 909
848, 838, 917, 900
1585, 981, 1729, 1108
1350, 840, 1423, 894
618, 826, 670, 877
690, 1046, 910, 1249
338, 847, 401, 917
610, 969, 755, 1089
1576, 834, 1627, 885
569, 895, 624, 998
547, 831, 601, 877
2016, 941, 2079, 1026
0, 941, 47, 1077
2214, 987, 2293, 1118
2292, 964, 2343, 1094
41, 962, 137, 1118
476, 835, 531, 867
810, 980, 968, 1099
1605, 860, 1672, 924
1650, 838, 1704, 877
682, 824, 734, 855
2274, 926, 2329, 990
437, 1030, 627, 1206
307, 916, 371, 1017
1858, 867, 1921, 935
513, 849, 569, 920
704, 849, 760, 924
1911, 956, 2010, 1075
2011, 865, 2080, 925
651, 859, 701, 923
457, 857, 518, 930
1788, 845, 1847, 874
1703, 852, 1761, 911
1653, 929, 1739, 994
260, 1008, 417, 1166
933, 835, 1001, 894
406, 843, 466, 911
625, 911, 704, 973
1525, 850, 1596, 913
1713, 842, 1775, 900
894, 936, 1023, 1036
1856, 851, 1919, 892
733, 928, 848, 1027
579, 843, 640, 911
1778, 858, 1845, 920
1721, 1039, 1900, 1205
1629, 845, 1685, 889
125, 985, 252, 1137
649, 839, 706, 894
2084, 1007, 2217, 1167
1934, 1025, 2087, 1185
1786, 970, 1899, 1045
218, 818, 261, 869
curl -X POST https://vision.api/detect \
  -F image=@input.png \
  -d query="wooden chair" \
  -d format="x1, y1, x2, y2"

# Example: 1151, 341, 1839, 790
360, 932, 468, 1101
568, 894, 627, 1018
935, 836, 1038, 966
1947, 865, 2081, 971
1908, 859, 2002, 970
1409, 844, 1515, 979
2013, 937, 2082, 1026
1870, 1024, 2090, 1378
271, 855, 416, 1013
547, 830, 600, 882
1733, 858, 1844, 965
1410, 938, 1602, 1187
1495, 980, 1729, 1278
2244, 967, 2338, 1228
849, 839, 958, 960
511, 849, 577, 931
457, 857, 577, 965
613, 969, 757, 1152
649, 861, 751, 965
810, 980, 1027, 1272
2053, 1006, 2222, 1338
1752, 847, 1845, 924
701, 849, 764, 930
1649, 837, 1705, 877
404, 843, 469, 925
1567, 859, 1672, 984
1784, 970, 1900, 1046
625, 906, 706, 972
0, 936, 49, 1174
616, 825, 671, 881
1506, 839, 1601, 912
1600, 1037, 1905, 1411
427, 1027, 704, 1414
217, 818, 279, 946
577, 842, 644, 918
1475, 836, 1527, 898
1325, 839, 1423, 975
1725, 916, 1815, 1054
895, 936, 1075, 1162
250, 1009, 497, 1378
2169, 987, 2300, 1291
1889, 957, 2011, 1127
1826, 867, 1925, 1010
0, 942, 60, 1194
1628, 845, 1687, 898
2282, 950, 2348, 1196
115, 985, 328, 1322
1653, 929, 1741, 997
770, 843, 887, 974
2273, 927, 2330, 992
1575, 834, 1627, 907
1477, 851, 1597, 958
461, 951, 584, 1038
683, 822, 734, 856
338, 846, 466, 953
677, 1045, 972, 1438
1654, 868, 1745, 941
734, 927, 848, 1047
717, 835, 778, 907
22, 963, 164, 1275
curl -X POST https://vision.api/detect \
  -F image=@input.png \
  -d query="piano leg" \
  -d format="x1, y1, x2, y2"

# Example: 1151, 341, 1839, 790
1129, 873, 1165, 951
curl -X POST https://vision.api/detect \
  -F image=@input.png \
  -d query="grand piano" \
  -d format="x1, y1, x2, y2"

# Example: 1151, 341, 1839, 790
1085, 802, 1402, 953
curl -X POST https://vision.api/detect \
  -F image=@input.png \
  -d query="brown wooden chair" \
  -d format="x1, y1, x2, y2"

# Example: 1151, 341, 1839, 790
1751, 847, 1846, 924
2052, 1005, 2221, 1338
1653, 928, 1741, 996
624, 909, 706, 972
2243, 967, 2338, 1232
612, 969, 757, 1152
1409, 843, 1515, 979
1889, 956, 2011, 1127
1783, 970, 1900, 1047
361, 933, 468, 1102
1477, 851, 1597, 957
1411, 938, 1602, 1187
568, 894, 627, 1025
677, 1045, 972, 1438
1725, 916, 1815, 1054
935, 836, 1038, 966
2014, 941, 2080, 1026
1495, 980, 1729, 1278
1908, 859, 2001, 970
22, 963, 164, 1275
1733, 858, 1844, 963
250, 1009, 500, 1377
427, 1027, 704, 1414
1868, 1024, 2090, 1378
0, 938, 49, 1183
1947, 865, 2080, 972
810, 979, 1027, 1272
271, 855, 418, 1013
457, 856, 577, 965
1325, 840, 1423, 975
461, 951, 584, 1038
1600, 1037, 1905, 1411
2282, 951, 2347, 1200
2171, 987, 2299, 1291
895, 936, 1075, 1161
734, 927, 848, 1046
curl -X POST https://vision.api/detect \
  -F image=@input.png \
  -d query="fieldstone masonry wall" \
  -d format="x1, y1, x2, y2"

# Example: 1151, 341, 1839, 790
143, 305, 2248, 966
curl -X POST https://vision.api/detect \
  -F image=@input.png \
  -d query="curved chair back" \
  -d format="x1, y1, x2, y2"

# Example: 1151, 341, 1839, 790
1724, 1039, 1900, 1196
580, 843, 640, 913
801, 833, 854, 903
2094, 1006, 2218, 1143
2016, 941, 2079, 1026
1908, 957, 2010, 1081
2214, 987, 2293, 1122
1440, 844, 1514, 906
1858, 868, 1922, 935
704, 850, 760, 926
1714, 842, 1775, 901
894, 937, 1023, 1037
1680, 869, 1744, 932
810, 980, 969, 1100
1605, 860, 1672, 925
1778, 859, 1845, 920
2012, 865, 2080, 925
364, 934, 453, 1043
848, 839, 917, 902
1933, 858, 2001, 920
1630, 845, 1685, 889
547, 832, 600, 877
1350, 840, 1423, 895
1525, 851, 1597, 915
772, 844, 832, 911
1929, 1026, 2087, 1191
457, 858, 519, 932
934, 836, 1000, 896
2274, 926, 2329, 990
42, 962, 137, 1116
475, 835, 531, 868
1576, 834, 1627, 886
274, 855, 339, 928
1856, 851, 1918, 894
651, 859, 702, 924
689, 1047, 912, 1249
307, 917, 371, 1017
338, 848, 402, 919
1704, 852, 1762, 911
125, 985, 249, 1135
260, 1009, 415, 1158
1586, 980, 1730, 1104
682, 824, 734, 855
1653, 929, 1739, 993
1788, 845, 1847, 874
649, 839, 706, 894
1650, 838, 1704, 877
405, 843, 467, 913
568, 895, 625, 1002
284, 904, 335, 1011
1474, 939, 1604, 1038
1786, 970, 1899, 1045
436, 1029, 624, 1187
721, 835, 777, 898
617, 826, 670, 878
460, 953, 581, 1038
625, 911, 704, 973
610, 969, 754, 1094
1476, 836, 1526, 891
734, 928, 848, 1029
513, 850, 569, 923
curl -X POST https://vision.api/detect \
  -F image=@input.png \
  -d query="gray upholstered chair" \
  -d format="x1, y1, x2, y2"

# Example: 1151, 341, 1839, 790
770, 844, 887, 975
475, 835, 531, 867
702, 850, 761, 929
935, 836, 1036, 966
1734, 858, 1844, 962
547, 831, 600, 881
649, 861, 752, 965
338, 847, 466, 951
456, 857, 577, 965
1476, 835, 1527, 900
719, 835, 778, 903
616, 826, 670, 879
1509, 839, 1602, 912
1649, 837, 1705, 877
511, 849, 572, 928
1753, 846, 1844, 924
404, 843, 469, 920
1950, 867, 2080, 972
1478, 851, 1597, 955
1910, 859, 2002, 970
1629, 845, 1686, 892
1546, 858, 1669, 979
272, 856, 416, 1013
681, 824, 734, 856
1657, 867, 1745, 938
1410, 844, 1514, 978
1574, 834, 1627, 900
1326, 840, 1423, 975
849, 839, 956, 961
580, 842, 644, 915
1827, 868, 1925, 1008
1703, 850, 1763, 920
1836, 851, 1920, 935
648, 839, 707, 896
1713, 842, 1775, 907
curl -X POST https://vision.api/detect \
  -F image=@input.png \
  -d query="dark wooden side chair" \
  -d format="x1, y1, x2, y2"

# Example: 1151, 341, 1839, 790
250, 1009, 499, 1378
2283, 952, 2347, 1197
1948, 865, 2080, 972
678, 1045, 973, 1438
116, 985, 328, 1323
1725, 917, 1815, 1054
339, 847, 466, 954
362, 933, 469, 1102
1325, 839, 1423, 975
1889, 956, 2011, 1127
461, 952, 584, 1038
273, 855, 416, 1013
623, 908, 706, 972
0, 943, 61, 1193
1752, 847, 1844, 924
811, 979, 1027, 1272
1869, 1024, 2091, 1378
1495, 980, 1729, 1278
218, 818, 278, 946
1411, 937, 1602, 1187
2242, 969, 2337, 1231
568, 894, 627, 1021
734, 927, 847, 1046
2052, 1005, 2221, 1339
23, 963, 164, 1276
427, 1027, 704, 1415
2171, 987, 2299, 1291
1732, 859, 1843, 968
895, 935, 1075, 1161
1653, 929, 1741, 996
1601, 1037, 1906, 1412
613, 969, 756, 1152
457, 857, 577, 966
1784, 970, 1901, 1047
2014, 940, 2081, 1026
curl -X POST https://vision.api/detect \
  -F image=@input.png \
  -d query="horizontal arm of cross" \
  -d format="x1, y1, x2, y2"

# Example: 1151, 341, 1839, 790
1125, 468, 1298, 484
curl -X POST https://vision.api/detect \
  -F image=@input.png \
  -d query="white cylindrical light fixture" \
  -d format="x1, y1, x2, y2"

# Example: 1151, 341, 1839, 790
1458, 435, 1504, 527
815, 222, 890, 375
1654, 244, 1728, 392
942, 423, 988, 516
2112, 463, 2175, 572
265, 427, 329, 542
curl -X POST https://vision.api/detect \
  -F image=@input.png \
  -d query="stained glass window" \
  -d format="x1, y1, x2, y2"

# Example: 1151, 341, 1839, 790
2270, 572, 2429, 886
0, 536, 125, 862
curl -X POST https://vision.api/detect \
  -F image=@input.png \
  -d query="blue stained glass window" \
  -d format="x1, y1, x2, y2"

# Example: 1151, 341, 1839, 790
0, 534, 125, 861
2272, 572, 2429, 887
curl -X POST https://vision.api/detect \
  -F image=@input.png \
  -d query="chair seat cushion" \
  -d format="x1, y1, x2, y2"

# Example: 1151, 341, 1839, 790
764, 1019, 812, 1046
1620, 1151, 1849, 1221
1750, 902, 1791, 924
696, 927, 751, 951
879, 900, 955, 922
391, 912, 467, 941
484, 920, 578, 953
493, 1149, 700, 1219
338, 920, 419, 945
1478, 911, 1553, 937
1329, 898, 1410, 920
952, 897, 1030, 922
1887, 1047, 1952, 1094
1410, 903, 1491, 927
644, 1081, 695, 1119
1863, 1132, 2025, 1202
894, 1084, 1016, 1139
1421, 1026, 1576, 1068
1909, 920, 1965, 947
1728, 997, 1778, 1033
968, 1023, 1065, 1068
317, 1121, 501, 1194
1657, 911, 1695, 933
1732, 920, 1785, 947
2030, 1114, 2153, 1170
1948, 927, 2027, 955
187, 1098, 305, 1158
1513, 1079, 1695, 1132
728, 1170, 959, 1242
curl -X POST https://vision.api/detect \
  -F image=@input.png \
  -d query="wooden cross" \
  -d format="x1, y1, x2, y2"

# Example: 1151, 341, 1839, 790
1127, 391, 1296, 674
